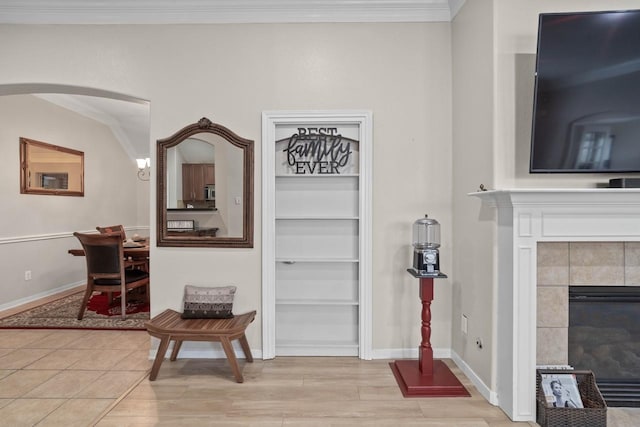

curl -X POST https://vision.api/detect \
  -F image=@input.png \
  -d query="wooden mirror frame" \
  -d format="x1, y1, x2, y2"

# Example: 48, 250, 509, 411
20, 137, 84, 197
157, 117, 254, 248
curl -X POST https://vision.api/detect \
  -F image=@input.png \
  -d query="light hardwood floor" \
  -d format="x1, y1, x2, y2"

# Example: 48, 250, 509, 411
0, 326, 638, 425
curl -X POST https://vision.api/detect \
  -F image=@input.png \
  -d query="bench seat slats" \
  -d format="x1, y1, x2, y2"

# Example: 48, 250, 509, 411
145, 308, 256, 382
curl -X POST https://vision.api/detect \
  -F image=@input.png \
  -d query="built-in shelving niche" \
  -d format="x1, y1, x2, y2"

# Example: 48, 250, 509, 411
262, 111, 372, 359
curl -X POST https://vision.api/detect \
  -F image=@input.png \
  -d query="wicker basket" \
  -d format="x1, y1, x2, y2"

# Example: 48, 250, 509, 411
536, 370, 607, 427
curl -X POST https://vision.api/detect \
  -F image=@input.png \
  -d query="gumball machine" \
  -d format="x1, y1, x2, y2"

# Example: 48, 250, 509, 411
412, 215, 440, 275
390, 214, 470, 398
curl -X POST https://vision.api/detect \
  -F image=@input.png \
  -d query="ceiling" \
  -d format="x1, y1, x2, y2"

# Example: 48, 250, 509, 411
35, 94, 151, 161
6, 0, 466, 160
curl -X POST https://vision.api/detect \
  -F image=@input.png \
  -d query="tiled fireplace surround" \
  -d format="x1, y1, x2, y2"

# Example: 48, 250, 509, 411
536, 241, 640, 366
471, 188, 640, 422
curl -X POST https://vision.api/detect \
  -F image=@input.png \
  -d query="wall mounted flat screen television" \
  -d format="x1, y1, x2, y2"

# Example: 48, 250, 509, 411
530, 10, 640, 173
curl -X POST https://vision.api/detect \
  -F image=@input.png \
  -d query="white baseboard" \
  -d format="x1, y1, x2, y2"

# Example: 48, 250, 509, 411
373, 347, 499, 406
451, 350, 499, 405
0, 281, 84, 312
147, 345, 452, 363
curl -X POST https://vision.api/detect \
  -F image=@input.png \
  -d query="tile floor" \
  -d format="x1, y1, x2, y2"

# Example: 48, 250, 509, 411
0, 329, 150, 426
0, 328, 638, 426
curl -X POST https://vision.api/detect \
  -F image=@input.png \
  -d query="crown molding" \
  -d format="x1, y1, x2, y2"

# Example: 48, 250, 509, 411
0, 0, 454, 24
447, 0, 466, 19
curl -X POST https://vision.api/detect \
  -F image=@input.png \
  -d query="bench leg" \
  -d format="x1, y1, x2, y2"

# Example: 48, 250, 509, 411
170, 340, 183, 361
220, 337, 244, 383
149, 336, 170, 381
239, 334, 253, 363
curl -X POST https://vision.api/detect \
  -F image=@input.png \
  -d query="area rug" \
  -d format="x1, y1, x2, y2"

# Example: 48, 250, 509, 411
0, 292, 150, 330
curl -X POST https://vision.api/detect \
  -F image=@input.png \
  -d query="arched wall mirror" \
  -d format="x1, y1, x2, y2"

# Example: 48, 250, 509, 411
157, 117, 254, 248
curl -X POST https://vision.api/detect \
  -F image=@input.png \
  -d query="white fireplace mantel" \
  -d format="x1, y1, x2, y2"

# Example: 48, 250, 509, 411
469, 188, 640, 421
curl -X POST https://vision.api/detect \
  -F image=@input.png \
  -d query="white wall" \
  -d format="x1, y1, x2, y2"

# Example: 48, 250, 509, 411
0, 23, 453, 354
0, 94, 145, 308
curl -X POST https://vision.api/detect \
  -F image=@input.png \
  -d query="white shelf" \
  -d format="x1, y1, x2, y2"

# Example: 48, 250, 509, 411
276, 262, 358, 303
274, 197, 360, 353
276, 219, 358, 259
276, 299, 359, 306
275, 174, 359, 178
275, 341, 359, 357
276, 304, 358, 344
276, 339, 359, 348
276, 216, 359, 220
276, 258, 359, 263
275, 176, 358, 218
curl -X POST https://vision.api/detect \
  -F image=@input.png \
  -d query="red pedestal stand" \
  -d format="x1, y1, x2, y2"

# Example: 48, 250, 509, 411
390, 269, 470, 397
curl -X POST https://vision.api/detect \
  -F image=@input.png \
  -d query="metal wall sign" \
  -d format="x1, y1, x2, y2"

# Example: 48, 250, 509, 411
280, 127, 354, 174
275, 125, 359, 175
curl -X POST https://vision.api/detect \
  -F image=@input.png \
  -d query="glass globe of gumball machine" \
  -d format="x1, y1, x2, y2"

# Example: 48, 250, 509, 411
412, 215, 441, 275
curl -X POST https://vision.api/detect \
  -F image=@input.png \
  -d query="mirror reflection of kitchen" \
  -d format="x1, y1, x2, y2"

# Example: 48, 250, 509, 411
165, 132, 244, 238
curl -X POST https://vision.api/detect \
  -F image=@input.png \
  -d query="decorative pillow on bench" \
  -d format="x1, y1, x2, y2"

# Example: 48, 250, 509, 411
181, 285, 236, 319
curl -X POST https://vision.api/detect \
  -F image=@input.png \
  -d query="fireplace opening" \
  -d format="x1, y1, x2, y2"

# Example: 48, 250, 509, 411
569, 286, 640, 407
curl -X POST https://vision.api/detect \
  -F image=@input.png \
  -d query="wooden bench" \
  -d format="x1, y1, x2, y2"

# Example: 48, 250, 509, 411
145, 309, 256, 382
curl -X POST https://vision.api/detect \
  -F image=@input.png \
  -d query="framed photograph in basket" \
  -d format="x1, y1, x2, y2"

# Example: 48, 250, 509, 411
540, 373, 584, 408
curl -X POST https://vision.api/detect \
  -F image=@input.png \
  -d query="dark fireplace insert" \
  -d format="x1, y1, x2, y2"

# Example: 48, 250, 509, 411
569, 286, 640, 407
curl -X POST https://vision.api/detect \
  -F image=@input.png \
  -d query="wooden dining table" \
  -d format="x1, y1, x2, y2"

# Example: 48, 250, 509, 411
67, 245, 150, 258
68, 240, 150, 258
69, 240, 150, 273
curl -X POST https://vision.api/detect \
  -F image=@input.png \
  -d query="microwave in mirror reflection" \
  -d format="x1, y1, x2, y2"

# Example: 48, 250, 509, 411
205, 185, 215, 201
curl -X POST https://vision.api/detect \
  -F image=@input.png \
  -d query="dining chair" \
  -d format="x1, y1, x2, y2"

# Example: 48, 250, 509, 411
96, 224, 127, 237
74, 232, 150, 320
96, 224, 147, 271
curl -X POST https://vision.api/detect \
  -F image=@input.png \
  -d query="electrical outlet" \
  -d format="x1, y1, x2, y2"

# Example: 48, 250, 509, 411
461, 314, 468, 334
24, 270, 32, 280
235, 196, 242, 205
476, 338, 483, 349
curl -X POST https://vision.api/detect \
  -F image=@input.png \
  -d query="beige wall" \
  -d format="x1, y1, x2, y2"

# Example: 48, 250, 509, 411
0, 94, 143, 306
0, 23, 453, 353
451, 0, 496, 393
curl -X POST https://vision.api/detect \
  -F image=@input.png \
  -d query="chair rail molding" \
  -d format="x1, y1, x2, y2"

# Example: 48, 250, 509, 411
469, 188, 640, 422
0, 226, 150, 245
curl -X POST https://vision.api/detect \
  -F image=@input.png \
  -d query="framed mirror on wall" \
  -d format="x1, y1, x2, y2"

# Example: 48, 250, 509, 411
157, 117, 254, 248
20, 137, 84, 196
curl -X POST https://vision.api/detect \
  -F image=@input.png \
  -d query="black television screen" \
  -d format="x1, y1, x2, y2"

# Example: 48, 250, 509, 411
530, 10, 640, 173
